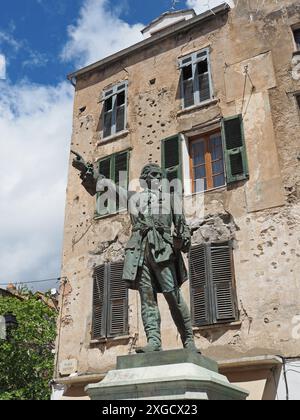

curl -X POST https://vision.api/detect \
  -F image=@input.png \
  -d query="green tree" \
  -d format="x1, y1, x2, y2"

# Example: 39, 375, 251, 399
0, 293, 57, 400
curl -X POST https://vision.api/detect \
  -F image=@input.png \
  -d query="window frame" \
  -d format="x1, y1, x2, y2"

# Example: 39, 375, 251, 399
179, 48, 213, 109
189, 128, 226, 193
102, 81, 128, 139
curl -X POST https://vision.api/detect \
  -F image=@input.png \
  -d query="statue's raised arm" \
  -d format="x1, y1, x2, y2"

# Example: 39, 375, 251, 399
71, 150, 131, 202
71, 150, 97, 196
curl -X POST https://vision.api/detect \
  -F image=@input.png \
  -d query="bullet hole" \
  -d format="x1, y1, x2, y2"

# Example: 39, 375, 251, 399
149, 78, 156, 85
147, 124, 153, 128
264, 318, 270, 324
79, 106, 86, 114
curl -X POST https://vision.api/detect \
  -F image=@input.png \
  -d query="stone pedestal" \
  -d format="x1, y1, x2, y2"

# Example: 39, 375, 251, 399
86, 349, 249, 400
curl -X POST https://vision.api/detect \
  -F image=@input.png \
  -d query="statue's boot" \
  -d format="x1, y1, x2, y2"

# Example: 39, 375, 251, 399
164, 289, 201, 354
137, 285, 162, 353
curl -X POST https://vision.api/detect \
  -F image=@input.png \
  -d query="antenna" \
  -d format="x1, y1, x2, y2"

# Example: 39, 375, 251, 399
170, 0, 180, 11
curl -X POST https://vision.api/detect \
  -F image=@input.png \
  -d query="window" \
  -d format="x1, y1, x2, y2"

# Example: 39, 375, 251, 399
189, 242, 238, 327
103, 82, 127, 138
92, 261, 128, 340
189, 130, 225, 193
179, 49, 212, 109
293, 28, 300, 50
97, 150, 129, 217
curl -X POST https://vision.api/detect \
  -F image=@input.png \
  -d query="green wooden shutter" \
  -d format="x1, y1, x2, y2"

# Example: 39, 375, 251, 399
114, 151, 129, 211
97, 157, 111, 216
209, 243, 237, 323
161, 135, 182, 193
92, 264, 107, 339
107, 261, 128, 338
222, 115, 249, 183
189, 245, 211, 326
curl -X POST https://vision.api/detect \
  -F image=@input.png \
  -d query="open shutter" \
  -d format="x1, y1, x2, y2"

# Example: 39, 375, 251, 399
97, 157, 111, 216
92, 265, 107, 339
107, 261, 128, 338
161, 135, 182, 193
189, 245, 211, 326
114, 151, 129, 211
210, 243, 237, 323
222, 115, 249, 184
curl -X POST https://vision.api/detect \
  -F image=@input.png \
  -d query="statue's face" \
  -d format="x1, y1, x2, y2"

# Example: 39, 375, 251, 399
146, 169, 162, 190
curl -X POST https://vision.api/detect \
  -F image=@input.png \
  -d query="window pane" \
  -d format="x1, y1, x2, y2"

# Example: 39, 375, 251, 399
198, 59, 208, 75
104, 111, 112, 138
212, 160, 224, 175
183, 79, 194, 108
192, 141, 205, 165
105, 97, 113, 112
213, 173, 225, 188
194, 165, 206, 180
183, 64, 192, 80
210, 134, 223, 160
194, 178, 206, 193
117, 91, 125, 106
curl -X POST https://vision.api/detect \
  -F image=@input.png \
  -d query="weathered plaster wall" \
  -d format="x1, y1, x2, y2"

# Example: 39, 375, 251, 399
56, 0, 300, 383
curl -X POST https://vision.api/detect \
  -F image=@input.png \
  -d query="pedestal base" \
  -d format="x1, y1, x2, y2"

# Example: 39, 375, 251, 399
86, 349, 248, 401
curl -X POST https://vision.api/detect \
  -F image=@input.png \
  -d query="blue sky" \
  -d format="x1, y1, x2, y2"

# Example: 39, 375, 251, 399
0, 0, 227, 292
0, 0, 188, 85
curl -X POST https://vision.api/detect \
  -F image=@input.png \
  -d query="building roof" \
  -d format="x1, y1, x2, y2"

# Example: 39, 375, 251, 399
67, 3, 229, 82
141, 9, 196, 35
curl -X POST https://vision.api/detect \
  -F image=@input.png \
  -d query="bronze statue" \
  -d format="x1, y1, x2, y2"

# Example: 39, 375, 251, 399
71, 151, 199, 353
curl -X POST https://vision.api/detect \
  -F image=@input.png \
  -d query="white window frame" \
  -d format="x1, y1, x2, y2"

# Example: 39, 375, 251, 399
102, 81, 128, 138
178, 48, 213, 109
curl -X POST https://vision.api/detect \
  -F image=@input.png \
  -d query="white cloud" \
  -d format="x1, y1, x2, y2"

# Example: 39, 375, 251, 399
0, 0, 145, 290
62, 0, 144, 68
0, 54, 6, 79
0, 80, 73, 289
186, 0, 235, 14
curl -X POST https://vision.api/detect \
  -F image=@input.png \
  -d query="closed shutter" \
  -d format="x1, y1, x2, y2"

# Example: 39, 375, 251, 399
107, 261, 128, 338
210, 243, 237, 323
189, 242, 238, 327
222, 115, 249, 183
161, 135, 182, 193
189, 245, 211, 326
92, 265, 107, 339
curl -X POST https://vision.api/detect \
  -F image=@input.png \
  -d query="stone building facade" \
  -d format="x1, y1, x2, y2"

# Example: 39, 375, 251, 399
53, 1, 300, 400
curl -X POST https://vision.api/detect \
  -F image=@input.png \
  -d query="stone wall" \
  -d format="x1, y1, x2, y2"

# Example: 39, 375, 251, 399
56, 0, 300, 380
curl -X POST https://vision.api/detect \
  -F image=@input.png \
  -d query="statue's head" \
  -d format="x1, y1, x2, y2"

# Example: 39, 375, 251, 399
140, 164, 163, 190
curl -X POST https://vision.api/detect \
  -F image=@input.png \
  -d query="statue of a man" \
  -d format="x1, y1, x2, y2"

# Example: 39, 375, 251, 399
72, 152, 199, 353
